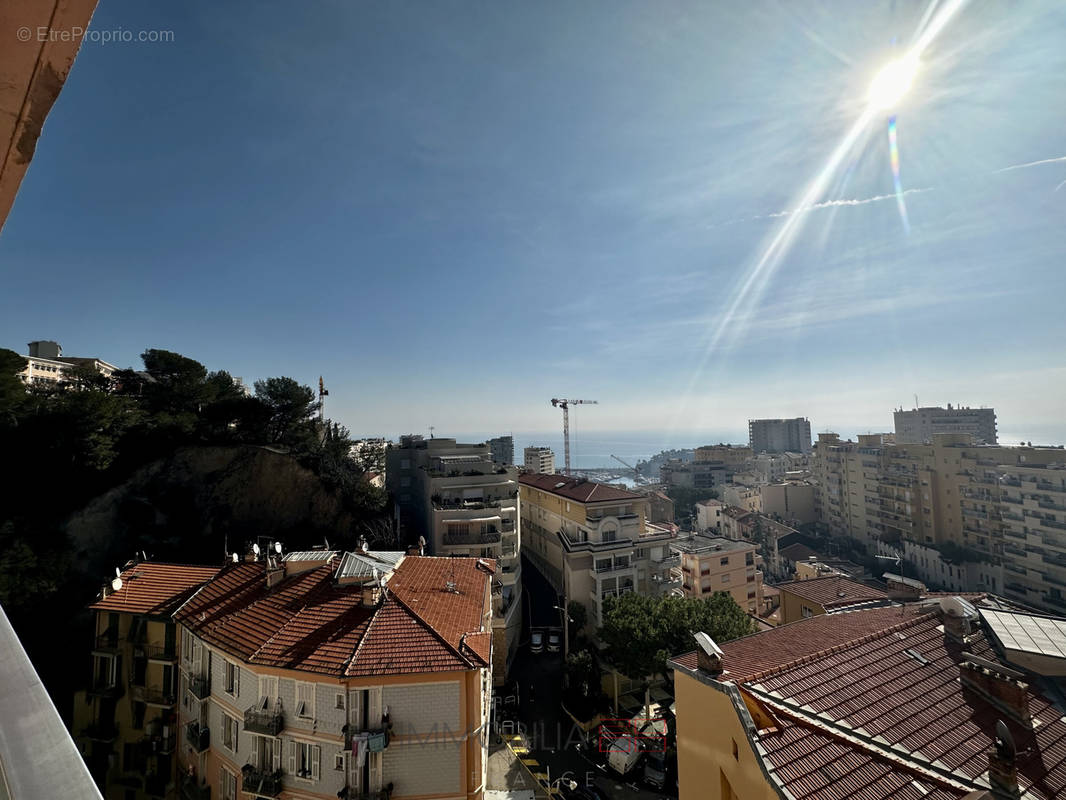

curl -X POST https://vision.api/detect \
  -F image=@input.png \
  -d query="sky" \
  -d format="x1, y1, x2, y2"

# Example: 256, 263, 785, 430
2, 0, 1064, 446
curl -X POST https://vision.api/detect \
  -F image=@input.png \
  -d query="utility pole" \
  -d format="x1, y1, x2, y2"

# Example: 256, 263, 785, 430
551, 398, 598, 475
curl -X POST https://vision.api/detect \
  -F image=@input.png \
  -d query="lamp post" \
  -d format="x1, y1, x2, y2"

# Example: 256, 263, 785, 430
553, 603, 573, 659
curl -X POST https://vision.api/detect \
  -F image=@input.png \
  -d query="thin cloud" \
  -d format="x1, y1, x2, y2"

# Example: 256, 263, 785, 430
763, 188, 933, 219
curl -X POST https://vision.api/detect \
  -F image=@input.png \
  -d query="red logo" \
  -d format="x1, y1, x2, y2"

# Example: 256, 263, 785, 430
598, 718, 666, 754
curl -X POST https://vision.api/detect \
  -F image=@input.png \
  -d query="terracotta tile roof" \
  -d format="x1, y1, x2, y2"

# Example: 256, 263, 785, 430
776, 575, 889, 610
670, 605, 926, 679
90, 562, 220, 616
519, 472, 644, 504
175, 556, 491, 678
779, 542, 819, 562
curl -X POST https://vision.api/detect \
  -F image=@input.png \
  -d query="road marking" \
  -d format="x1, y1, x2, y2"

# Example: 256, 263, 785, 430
533, 772, 548, 781
521, 758, 539, 767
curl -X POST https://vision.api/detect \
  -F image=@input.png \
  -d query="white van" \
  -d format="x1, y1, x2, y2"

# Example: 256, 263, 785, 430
606, 735, 643, 776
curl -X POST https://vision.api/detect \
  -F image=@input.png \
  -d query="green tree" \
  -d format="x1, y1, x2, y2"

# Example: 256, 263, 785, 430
253, 376, 319, 446
0, 348, 27, 426
599, 591, 755, 717
567, 600, 588, 640
666, 486, 719, 528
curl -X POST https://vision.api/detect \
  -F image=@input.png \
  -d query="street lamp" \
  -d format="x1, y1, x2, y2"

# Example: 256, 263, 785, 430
553, 604, 574, 659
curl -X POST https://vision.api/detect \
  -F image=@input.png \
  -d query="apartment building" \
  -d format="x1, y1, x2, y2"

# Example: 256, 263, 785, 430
18, 340, 118, 386
487, 435, 514, 466
748, 417, 812, 454
519, 474, 677, 626
693, 444, 753, 470
522, 446, 555, 474
894, 404, 998, 444
660, 459, 727, 489
760, 480, 817, 525
385, 436, 521, 679
720, 483, 760, 513
775, 575, 890, 624
72, 561, 221, 799
670, 535, 762, 614
668, 598, 1066, 800
174, 550, 494, 800
695, 498, 725, 533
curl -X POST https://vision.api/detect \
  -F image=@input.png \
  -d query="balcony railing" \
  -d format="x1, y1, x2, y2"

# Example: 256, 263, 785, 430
244, 708, 284, 736
130, 685, 176, 707
190, 673, 210, 699
185, 721, 210, 752
241, 767, 283, 797
143, 643, 178, 662
94, 630, 121, 651
442, 530, 501, 546
89, 676, 124, 699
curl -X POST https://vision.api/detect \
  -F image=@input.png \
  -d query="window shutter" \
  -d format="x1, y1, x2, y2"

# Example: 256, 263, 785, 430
219, 767, 225, 798
312, 745, 320, 781
369, 687, 382, 727
273, 738, 282, 771
368, 752, 382, 791
234, 665, 240, 698
288, 740, 296, 775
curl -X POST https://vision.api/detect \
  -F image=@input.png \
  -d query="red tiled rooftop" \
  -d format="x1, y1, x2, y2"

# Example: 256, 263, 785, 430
776, 575, 889, 610
90, 562, 221, 616
176, 555, 492, 677
519, 472, 643, 504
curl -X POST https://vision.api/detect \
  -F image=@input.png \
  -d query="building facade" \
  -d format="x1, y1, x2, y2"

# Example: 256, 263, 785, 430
747, 418, 812, 454
519, 474, 678, 627
660, 459, 727, 490
522, 446, 555, 474
385, 436, 521, 680
19, 340, 117, 386
759, 480, 817, 525
894, 404, 998, 444
671, 535, 762, 614
174, 551, 494, 800
487, 435, 514, 466
72, 562, 221, 800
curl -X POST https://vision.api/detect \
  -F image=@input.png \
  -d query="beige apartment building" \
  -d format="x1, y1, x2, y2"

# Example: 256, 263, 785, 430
174, 550, 494, 800
519, 473, 678, 627
671, 535, 762, 614
894, 404, 997, 444
813, 431, 1066, 612
522, 446, 555, 474
760, 480, 817, 525
385, 436, 521, 679
693, 444, 752, 470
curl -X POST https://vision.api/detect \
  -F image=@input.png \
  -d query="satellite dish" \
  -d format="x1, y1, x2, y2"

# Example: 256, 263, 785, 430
111, 577, 123, 591
275, 541, 283, 554
232, 552, 239, 563
418, 536, 426, 547
253, 543, 260, 555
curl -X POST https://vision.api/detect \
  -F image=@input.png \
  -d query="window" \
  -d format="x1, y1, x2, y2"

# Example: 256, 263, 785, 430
334, 752, 345, 771
721, 574, 730, 583
720, 557, 729, 566
258, 675, 278, 709
219, 768, 237, 800
296, 681, 315, 718
335, 693, 345, 710
801, 605, 814, 618
224, 660, 238, 696
289, 741, 321, 781
222, 713, 239, 752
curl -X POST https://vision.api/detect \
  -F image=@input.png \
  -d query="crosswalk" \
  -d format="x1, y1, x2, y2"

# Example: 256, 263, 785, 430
503, 732, 567, 795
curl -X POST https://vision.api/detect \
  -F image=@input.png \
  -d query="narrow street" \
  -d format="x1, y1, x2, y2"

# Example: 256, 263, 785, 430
497, 558, 676, 800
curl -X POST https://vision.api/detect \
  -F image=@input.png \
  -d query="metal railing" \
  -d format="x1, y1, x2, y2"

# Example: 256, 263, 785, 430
190, 673, 210, 699
143, 643, 178, 661
244, 708, 284, 736
185, 721, 210, 752
241, 768, 283, 797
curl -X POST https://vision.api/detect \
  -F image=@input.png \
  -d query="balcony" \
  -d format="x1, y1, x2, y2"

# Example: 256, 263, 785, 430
130, 685, 176, 707
190, 673, 210, 700
180, 777, 211, 800
244, 708, 284, 736
242, 767, 283, 797
143, 643, 178, 663
185, 721, 210, 752
594, 561, 632, 574
442, 530, 501, 546
81, 721, 119, 741
93, 630, 121, 653
88, 676, 124, 700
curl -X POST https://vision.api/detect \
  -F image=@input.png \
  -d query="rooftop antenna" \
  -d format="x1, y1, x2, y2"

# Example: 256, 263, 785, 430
429, 426, 435, 439
231, 552, 239, 563
324, 537, 331, 550
318, 376, 328, 422
875, 550, 906, 616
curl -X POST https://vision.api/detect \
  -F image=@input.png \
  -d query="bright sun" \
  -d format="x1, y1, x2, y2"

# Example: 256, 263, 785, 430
867, 53, 920, 110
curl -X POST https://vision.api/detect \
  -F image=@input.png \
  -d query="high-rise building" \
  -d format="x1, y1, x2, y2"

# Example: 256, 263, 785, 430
385, 436, 521, 679
894, 405, 998, 444
523, 446, 555, 474
748, 418, 812, 454
487, 435, 514, 466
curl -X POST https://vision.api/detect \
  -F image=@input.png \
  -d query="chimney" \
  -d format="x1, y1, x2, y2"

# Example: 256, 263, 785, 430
938, 596, 976, 643
987, 720, 1022, 799
959, 657, 1031, 725
694, 631, 724, 676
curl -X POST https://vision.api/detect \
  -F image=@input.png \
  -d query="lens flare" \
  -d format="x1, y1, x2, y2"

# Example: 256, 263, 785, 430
868, 53, 920, 110
888, 116, 911, 234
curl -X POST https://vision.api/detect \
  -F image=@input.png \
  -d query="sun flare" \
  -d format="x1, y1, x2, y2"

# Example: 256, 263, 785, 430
867, 53, 920, 111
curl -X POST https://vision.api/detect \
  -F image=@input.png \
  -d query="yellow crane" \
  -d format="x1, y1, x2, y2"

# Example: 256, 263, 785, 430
550, 398, 598, 475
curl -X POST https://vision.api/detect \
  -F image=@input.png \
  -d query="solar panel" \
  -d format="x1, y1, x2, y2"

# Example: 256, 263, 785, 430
980, 608, 1066, 659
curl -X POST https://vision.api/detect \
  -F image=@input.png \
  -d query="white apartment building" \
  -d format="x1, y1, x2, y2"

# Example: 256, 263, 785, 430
894, 405, 998, 444
523, 446, 555, 474
488, 435, 514, 466
19, 340, 117, 386
385, 436, 521, 679
519, 474, 678, 628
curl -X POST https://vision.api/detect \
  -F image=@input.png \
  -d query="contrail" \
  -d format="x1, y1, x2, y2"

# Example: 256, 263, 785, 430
994, 155, 1066, 173
764, 187, 933, 219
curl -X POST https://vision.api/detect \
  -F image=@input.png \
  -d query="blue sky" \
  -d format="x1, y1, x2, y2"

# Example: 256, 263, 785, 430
2, 0, 1064, 444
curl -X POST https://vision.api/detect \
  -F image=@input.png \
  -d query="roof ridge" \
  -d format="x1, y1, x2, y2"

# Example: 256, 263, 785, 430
743, 610, 937, 683
246, 564, 337, 663
386, 590, 479, 670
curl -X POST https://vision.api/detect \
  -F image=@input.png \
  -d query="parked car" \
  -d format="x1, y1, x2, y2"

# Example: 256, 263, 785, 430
547, 629, 562, 653
607, 735, 643, 776
530, 629, 544, 653
643, 751, 667, 789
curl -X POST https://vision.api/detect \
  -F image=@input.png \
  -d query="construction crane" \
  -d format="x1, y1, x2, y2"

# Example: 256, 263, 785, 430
610, 454, 640, 483
551, 398, 598, 475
